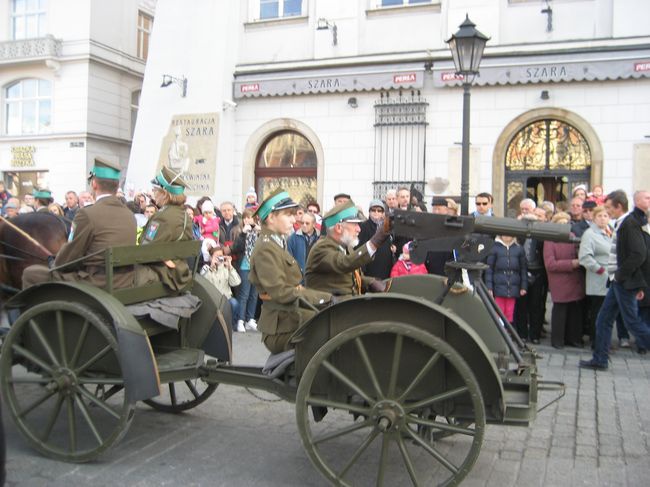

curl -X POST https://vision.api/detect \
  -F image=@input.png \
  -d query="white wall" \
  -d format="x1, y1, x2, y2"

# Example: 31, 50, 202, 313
127, 0, 239, 198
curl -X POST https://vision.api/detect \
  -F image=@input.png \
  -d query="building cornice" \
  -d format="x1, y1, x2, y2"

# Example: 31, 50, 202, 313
234, 36, 650, 76
0, 132, 132, 146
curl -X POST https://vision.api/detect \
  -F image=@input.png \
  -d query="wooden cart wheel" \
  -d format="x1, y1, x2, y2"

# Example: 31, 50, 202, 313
295, 322, 485, 487
0, 301, 135, 462
143, 380, 217, 413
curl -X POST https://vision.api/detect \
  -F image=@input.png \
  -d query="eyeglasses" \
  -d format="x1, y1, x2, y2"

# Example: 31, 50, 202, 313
476, 202, 489, 206
369, 208, 385, 212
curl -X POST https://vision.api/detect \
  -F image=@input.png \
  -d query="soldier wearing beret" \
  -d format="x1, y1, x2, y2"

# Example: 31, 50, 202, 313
305, 201, 391, 296
249, 188, 333, 354
22, 157, 136, 289
135, 166, 194, 291
32, 188, 54, 213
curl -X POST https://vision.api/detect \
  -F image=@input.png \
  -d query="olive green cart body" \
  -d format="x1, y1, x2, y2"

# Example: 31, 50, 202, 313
1, 214, 566, 486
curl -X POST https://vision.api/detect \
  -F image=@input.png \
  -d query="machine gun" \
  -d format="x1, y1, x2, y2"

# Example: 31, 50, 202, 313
392, 210, 578, 365
393, 210, 576, 265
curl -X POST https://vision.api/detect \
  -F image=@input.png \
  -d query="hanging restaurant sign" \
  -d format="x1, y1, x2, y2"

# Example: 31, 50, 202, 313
234, 63, 424, 98
433, 49, 650, 87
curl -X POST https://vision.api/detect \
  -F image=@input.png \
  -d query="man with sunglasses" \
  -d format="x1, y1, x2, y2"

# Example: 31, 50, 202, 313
473, 192, 493, 217
357, 199, 394, 280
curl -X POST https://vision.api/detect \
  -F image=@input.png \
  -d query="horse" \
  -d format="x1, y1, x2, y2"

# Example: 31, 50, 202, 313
0, 212, 68, 295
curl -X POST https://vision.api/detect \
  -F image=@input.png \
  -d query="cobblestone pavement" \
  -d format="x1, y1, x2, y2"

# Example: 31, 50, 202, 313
2, 331, 650, 486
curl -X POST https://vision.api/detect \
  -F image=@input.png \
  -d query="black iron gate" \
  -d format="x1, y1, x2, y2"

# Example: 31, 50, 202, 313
372, 90, 428, 198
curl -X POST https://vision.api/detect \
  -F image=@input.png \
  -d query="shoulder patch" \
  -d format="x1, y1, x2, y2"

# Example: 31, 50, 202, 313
145, 222, 159, 241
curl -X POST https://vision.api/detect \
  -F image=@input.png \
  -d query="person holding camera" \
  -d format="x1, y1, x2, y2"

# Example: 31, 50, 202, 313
200, 244, 241, 332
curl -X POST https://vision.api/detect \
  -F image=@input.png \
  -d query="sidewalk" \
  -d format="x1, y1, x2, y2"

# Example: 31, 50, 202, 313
2, 332, 649, 486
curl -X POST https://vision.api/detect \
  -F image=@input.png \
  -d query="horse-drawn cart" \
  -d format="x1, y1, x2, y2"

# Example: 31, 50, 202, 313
0, 212, 567, 486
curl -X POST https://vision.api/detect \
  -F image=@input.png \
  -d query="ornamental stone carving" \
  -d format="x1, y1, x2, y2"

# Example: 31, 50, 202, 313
0, 35, 62, 62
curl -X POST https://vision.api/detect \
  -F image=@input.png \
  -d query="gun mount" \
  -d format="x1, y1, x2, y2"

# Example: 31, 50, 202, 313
392, 209, 578, 366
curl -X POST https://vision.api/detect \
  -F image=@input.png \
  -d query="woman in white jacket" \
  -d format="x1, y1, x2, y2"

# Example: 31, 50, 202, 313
200, 245, 242, 332
578, 206, 612, 347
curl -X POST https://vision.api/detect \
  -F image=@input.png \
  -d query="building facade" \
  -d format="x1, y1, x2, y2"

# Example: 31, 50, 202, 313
129, 0, 650, 215
0, 0, 155, 201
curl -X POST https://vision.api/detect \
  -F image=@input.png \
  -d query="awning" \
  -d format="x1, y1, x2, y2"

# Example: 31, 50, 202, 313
233, 63, 425, 98
433, 48, 650, 87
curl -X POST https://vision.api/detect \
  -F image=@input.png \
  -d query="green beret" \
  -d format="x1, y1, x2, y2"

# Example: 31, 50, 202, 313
323, 201, 363, 228
254, 188, 298, 222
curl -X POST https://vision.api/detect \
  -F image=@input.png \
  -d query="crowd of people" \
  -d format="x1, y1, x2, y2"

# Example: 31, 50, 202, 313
4, 169, 650, 369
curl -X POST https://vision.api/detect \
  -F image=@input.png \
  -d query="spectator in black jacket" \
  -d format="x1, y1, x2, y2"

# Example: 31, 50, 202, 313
357, 199, 394, 279
580, 190, 650, 370
486, 235, 527, 324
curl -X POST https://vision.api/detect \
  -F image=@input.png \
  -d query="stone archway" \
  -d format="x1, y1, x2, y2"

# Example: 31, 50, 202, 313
492, 108, 603, 216
241, 118, 324, 206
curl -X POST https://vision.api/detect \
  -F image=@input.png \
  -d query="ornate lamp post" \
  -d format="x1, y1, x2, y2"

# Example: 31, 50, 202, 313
446, 15, 489, 215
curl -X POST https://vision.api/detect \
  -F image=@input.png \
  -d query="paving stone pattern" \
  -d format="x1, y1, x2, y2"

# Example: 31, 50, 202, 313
2, 333, 649, 486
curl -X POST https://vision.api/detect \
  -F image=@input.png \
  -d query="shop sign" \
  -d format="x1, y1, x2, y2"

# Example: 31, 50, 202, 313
635, 61, 650, 72
157, 113, 219, 196
394, 73, 417, 83
441, 72, 464, 82
240, 83, 260, 93
10, 145, 36, 167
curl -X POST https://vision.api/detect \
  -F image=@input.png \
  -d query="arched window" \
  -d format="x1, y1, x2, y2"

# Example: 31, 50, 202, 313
255, 130, 317, 206
504, 119, 591, 216
5, 79, 52, 135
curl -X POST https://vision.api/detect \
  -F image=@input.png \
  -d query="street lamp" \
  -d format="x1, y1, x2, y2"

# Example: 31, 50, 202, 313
446, 15, 489, 215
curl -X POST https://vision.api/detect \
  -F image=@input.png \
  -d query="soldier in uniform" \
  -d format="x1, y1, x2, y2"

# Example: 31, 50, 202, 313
22, 158, 136, 289
135, 166, 194, 291
32, 188, 54, 212
305, 201, 391, 296
249, 188, 333, 354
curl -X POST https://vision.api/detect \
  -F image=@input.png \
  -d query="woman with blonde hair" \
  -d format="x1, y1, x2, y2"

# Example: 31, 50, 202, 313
578, 206, 612, 346
47, 202, 64, 217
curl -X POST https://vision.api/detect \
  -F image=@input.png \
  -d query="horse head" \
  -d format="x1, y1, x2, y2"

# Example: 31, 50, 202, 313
0, 212, 68, 293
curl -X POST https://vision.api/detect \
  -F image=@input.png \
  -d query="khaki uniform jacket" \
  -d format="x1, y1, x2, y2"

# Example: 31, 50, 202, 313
54, 195, 136, 288
249, 229, 331, 342
305, 236, 374, 295
139, 204, 194, 291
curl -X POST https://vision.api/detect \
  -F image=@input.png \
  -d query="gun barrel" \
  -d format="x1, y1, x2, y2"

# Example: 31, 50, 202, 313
393, 210, 576, 243
474, 215, 575, 242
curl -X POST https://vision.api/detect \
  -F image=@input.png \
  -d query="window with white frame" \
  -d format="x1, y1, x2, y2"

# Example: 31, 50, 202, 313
11, 0, 47, 40
137, 11, 153, 60
5, 79, 52, 135
379, 0, 432, 6
259, 0, 303, 20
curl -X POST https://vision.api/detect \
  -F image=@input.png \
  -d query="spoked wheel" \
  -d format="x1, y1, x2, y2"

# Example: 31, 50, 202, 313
0, 301, 135, 462
295, 322, 485, 487
143, 380, 217, 413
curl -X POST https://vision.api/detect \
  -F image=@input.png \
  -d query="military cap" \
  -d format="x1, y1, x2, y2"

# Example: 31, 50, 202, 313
254, 188, 299, 222
431, 196, 448, 207
89, 157, 122, 181
151, 165, 189, 195
32, 188, 53, 199
333, 192, 351, 201
323, 201, 363, 228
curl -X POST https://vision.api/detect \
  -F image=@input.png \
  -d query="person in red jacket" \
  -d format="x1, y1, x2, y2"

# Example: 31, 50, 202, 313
390, 242, 428, 277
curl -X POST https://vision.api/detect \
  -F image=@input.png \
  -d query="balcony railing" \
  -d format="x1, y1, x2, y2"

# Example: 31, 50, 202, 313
0, 35, 62, 63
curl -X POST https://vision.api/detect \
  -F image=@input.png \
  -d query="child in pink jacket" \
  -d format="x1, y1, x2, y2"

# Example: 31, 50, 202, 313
390, 242, 428, 277
194, 200, 221, 242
